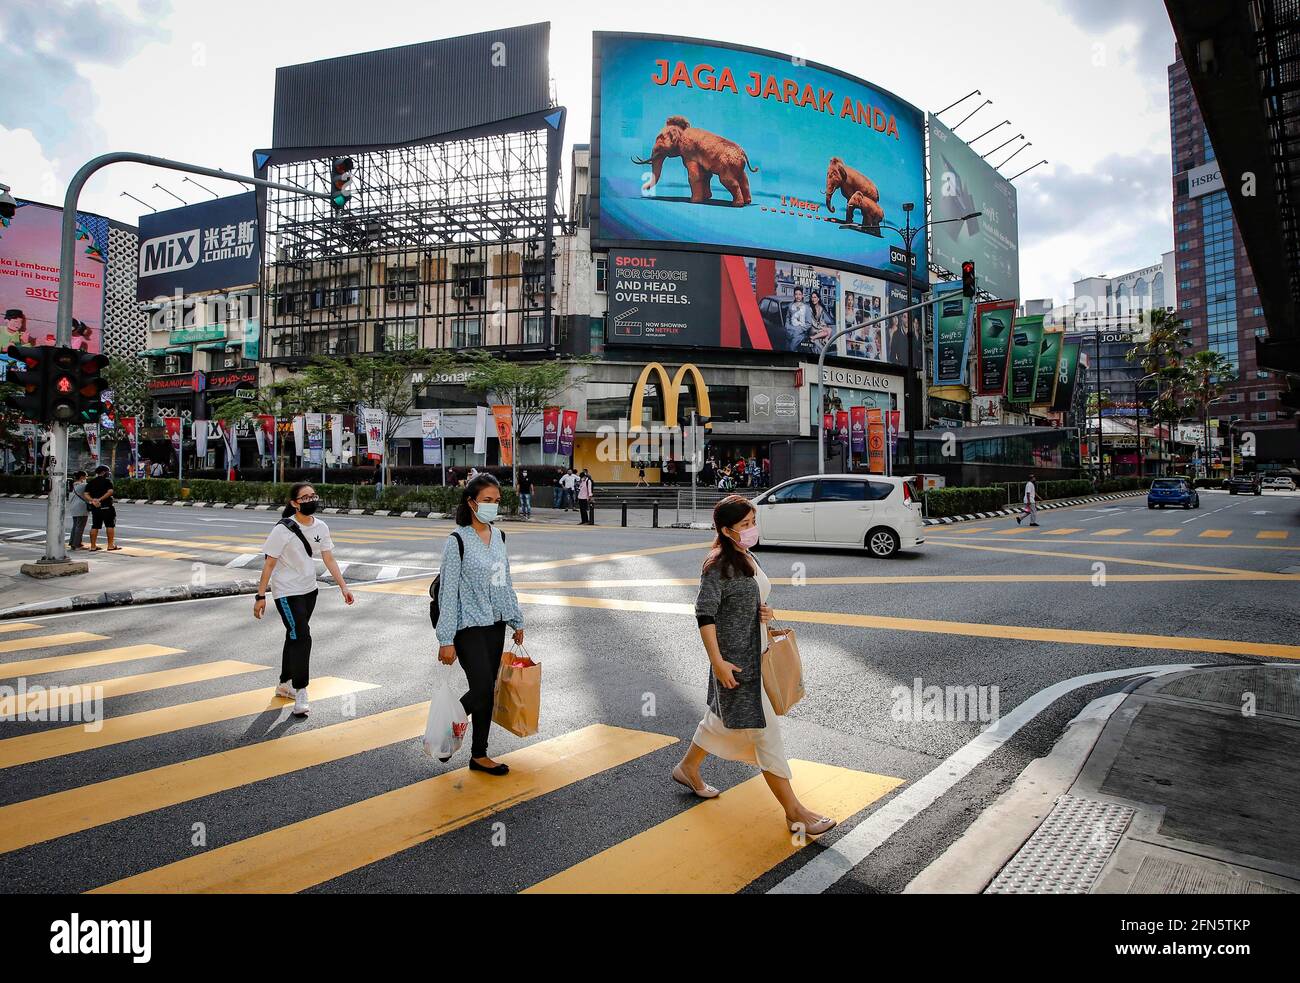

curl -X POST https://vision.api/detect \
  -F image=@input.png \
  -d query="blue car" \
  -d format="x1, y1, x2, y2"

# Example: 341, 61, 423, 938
1148, 478, 1200, 510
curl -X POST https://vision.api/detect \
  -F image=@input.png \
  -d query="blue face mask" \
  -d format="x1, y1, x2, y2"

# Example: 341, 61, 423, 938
473, 501, 500, 524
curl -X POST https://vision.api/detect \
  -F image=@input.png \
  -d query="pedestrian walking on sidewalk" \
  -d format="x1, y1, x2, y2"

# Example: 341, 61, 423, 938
517, 469, 534, 519
1016, 474, 1040, 527
253, 483, 354, 717
673, 495, 836, 837
577, 469, 595, 525
436, 473, 525, 776
67, 470, 89, 550
558, 468, 575, 510
85, 465, 120, 552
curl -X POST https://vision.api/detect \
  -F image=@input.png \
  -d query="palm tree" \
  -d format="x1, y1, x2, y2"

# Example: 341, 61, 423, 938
1127, 309, 1190, 475
1181, 349, 1238, 477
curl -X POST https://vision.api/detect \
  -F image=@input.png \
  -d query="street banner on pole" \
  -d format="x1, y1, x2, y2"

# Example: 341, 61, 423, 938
492, 405, 514, 467
1052, 338, 1085, 413
217, 421, 237, 467
473, 406, 488, 456
559, 410, 577, 457
542, 407, 560, 456
887, 409, 901, 452
85, 423, 99, 461
1009, 315, 1046, 403
122, 417, 139, 465
305, 413, 324, 464
100, 390, 115, 431
422, 409, 443, 465
292, 416, 305, 458
194, 420, 208, 461
835, 411, 850, 453
254, 416, 269, 457
363, 408, 385, 461
164, 416, 182, 455
933, 283, 973, 386
330, 414, 344, 459
975, 300, 1017, 396
850, 405, 867, 455
867, 408, 886, 474
1033, 328, 1065, 406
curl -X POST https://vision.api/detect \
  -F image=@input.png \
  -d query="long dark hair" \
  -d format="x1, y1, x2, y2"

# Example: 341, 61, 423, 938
703, 494, 756, 580
282, 482, 312, 519
456, 472, 501, 526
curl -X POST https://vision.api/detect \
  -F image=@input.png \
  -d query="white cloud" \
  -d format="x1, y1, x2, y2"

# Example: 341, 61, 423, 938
0, 126, 64, 204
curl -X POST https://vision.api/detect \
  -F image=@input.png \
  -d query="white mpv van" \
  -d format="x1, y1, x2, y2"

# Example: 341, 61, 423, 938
753, 475, 926, 557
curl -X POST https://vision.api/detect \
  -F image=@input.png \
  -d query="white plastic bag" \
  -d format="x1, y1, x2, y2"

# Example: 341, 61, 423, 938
423, 667, 469, 762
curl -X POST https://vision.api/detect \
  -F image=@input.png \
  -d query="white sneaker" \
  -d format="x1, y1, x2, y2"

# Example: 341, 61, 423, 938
292, 688, 309, 717
275, 682, 296, 700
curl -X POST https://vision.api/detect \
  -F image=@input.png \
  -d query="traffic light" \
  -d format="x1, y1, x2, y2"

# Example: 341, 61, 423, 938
4, 344, 49, 419
329, 157, 354, 209
0, 184, 16, 233
961, 261, 977, 298
73, 351, 110, 422
47, 347, 80, 422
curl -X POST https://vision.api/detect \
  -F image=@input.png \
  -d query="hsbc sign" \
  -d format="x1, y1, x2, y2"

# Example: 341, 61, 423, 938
1187, 161, 1224, 199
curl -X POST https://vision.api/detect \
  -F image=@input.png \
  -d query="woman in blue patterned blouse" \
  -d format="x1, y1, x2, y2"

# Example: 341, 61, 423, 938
436, 473, 525, 775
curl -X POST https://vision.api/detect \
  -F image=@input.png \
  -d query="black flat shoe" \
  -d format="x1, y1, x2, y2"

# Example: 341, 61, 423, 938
469, 759, 510, 776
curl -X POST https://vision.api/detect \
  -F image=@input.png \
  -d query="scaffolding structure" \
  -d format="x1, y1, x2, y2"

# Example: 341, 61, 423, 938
260, 126, 558, 361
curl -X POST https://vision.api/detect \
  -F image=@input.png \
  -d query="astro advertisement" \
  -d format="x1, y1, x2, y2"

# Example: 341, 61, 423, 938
593, 33, 927, 280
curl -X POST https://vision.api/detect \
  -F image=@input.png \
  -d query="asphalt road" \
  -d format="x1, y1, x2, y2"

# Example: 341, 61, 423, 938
1, 489, 1297, 894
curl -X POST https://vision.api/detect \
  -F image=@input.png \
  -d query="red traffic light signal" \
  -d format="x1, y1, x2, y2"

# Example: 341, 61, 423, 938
330, 157, 354, 209
961, 261, 977, 298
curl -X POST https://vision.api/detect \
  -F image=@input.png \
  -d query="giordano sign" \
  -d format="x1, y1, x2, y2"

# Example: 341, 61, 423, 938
629, 362, 712, 429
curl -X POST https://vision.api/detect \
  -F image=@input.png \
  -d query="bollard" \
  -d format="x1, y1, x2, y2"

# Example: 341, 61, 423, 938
621, 501, 627, 527
652, 501, 659, 528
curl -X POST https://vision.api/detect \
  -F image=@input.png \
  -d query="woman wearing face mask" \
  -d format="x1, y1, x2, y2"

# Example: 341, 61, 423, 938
673, 495, 836, 836
253, 483, 355, 717
436, 473, 525, 775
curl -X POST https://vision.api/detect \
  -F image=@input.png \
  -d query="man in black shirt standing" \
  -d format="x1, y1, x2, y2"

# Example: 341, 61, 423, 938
85, 465, 120, 551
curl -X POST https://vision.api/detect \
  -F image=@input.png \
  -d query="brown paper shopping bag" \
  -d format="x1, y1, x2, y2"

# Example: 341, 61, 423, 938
492, 646, 541, 737
762, 625, 806, 716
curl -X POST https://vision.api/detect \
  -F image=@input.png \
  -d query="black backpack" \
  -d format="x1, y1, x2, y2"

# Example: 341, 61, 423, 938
429, 529, 504, 629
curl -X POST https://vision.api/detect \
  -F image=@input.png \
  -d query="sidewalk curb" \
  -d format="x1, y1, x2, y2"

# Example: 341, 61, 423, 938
0, 578, 260, 620
0, 493, 455, 521
902, 672, 1161, 894
922, 490, 1145, 526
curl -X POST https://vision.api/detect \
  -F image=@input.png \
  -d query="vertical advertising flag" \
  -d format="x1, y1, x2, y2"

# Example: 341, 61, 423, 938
421, 409, 443, 465
1052, 338, 1085, 413
292, 415, 305, 457
331, 414, 344, 458
255, 415, 274, 457
823, 412, 834, 436
492, 405, 514, 467
473, 406, 488, 456
542, 407, 560, 456
975, 301, 1017, 396
122, 416, 139, 464
305, 413, 324, 463
850, 405, 867, 455
100, 390, 116, 431
1032, 329, 1065, 405
866, 408, 886, 474
84, 423, 99, 461
1009, 315, 1045, 403
835, 411, 850, 452
164, 416, 182, 455
933, 285, 973, 386
886, 409, 901, 455
363, 408, 385, 461
194, 420, 208, 461
558, 410, 578, 457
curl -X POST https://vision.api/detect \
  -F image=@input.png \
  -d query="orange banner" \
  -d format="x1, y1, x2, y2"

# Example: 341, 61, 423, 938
866, 408, 886, 475
492, 405, 514, 467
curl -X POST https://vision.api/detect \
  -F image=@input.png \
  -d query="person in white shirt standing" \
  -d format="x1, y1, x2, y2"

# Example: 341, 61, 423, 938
253, 483, 355, 716
1016, 474, 1040, 527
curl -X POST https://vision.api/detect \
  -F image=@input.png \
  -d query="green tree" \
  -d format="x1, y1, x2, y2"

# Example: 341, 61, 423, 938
1127, 308, 1191, 474
100, 355, 152, 474
1181, 349, 1238, 476
460, 353, 590, 486
208, 376, 324, 479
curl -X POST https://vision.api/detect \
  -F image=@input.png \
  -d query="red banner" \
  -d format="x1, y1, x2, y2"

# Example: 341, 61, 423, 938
542, 407, 560, 456
867, 408, 886, 474
823, 412, 834, 434
850, 406, 867, 455
492, 405, 514, 467
122, 417, 138, 463
256, 415, 275, 457
835, 411, 850, 450
559, 409, 577, 457
164, 416, 182, 454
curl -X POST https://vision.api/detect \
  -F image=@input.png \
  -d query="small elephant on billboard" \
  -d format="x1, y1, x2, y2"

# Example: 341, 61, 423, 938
825, 157, 884, 227
632, 115, 758, 206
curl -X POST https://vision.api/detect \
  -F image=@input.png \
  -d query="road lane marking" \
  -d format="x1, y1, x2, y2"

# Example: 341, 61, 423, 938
0, 645, 187, 681
91, 725, 676, 893
769, 664, 1197, 895
0, 622, 43, 635
1145, 529, 1181, 537
513, 594, 1300, 661
1198, 530, 1232, 539
1258, 531, 1290, 540
523, 761, 903, 894
116, 546, 200, 561
0, 632, 107, 656
928, 535, 1297, 553
1092, 529, 1130, 537
0, 677, 377, 769
1040, 528, 1084, 535
512, 572, 1300, 589
926, 538, 1260, 575
0, 701, 431, 855
0, 661, 268, 717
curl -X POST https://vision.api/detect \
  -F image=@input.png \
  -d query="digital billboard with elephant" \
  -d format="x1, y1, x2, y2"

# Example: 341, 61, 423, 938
592, 33, 928, 281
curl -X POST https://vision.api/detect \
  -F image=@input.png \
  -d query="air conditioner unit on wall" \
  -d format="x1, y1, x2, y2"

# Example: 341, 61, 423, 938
453, 286, 468, 299
223, 354, 239, 369
164, 356, 180, 373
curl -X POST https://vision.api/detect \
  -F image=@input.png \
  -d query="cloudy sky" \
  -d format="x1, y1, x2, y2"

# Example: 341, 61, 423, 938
1, 0, 1175, 305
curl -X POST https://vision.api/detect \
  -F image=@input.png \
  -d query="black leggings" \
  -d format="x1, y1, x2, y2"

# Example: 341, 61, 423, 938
455, 622, 507, 759
275, 590, 318, 689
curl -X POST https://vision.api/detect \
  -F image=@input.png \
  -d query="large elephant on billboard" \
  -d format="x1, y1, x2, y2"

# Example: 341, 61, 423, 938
632, 115, 758, 206
825, 157, 884, 226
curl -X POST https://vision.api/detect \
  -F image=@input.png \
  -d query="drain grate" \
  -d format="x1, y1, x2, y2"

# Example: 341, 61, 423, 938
986, 794, 1135, 894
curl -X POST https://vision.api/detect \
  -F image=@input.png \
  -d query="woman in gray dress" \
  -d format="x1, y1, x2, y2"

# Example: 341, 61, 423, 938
672, 495, 836, 836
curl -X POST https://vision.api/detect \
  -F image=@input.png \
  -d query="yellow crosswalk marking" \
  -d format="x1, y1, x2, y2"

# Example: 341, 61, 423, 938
132, 538, 254, 556
992, 526, 1033, 535
0, 661, 268, 717
0, 645, 185, 682
91, 724, 676, 893
1258, 531, 1289, 540
116, 546, 199, 560
1092, 529, 1130, 536
524, 760, 902, 894
0, 677, 376, 769
0, 632, 107, 656
949, 527, 994, 535
0, 623, 43, 635
1042, 528, 1084, 536
0, 701, 429, 855
1199, 530, 1232, 539
1146, 529, 1181, 537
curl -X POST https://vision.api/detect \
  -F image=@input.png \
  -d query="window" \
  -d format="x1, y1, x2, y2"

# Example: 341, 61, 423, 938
596, 257, 608, 294
453, 263, 485, 298
523, 315, 546, 345
339, 274, 360, 307
815, 480, 867, 502
385, 267, 417, 303
378, 319, 418, 352
1255, 391, 1270, 401
452, 316, 482, 348
1257, 412, 1271, 422
767, 481, 816, 504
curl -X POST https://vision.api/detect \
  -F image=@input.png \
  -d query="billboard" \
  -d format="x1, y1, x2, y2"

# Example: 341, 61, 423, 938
1009, 315, 1045, 403
975, 301, 1016, 396
593, 33, 927, 280
1032, 329, 1065, 405
928, 117, 1020, 300
1052, 338, 1085, 413
932, 283, 972, 386
0, 201, 105, 353
137, 193, 260, 300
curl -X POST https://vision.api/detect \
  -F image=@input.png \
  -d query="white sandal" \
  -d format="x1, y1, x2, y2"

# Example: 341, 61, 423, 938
790, 816, 837, 836
672, 765, 720, 800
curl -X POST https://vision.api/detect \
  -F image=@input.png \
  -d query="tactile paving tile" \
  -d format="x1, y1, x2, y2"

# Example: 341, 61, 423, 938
985, 794, 1135, 894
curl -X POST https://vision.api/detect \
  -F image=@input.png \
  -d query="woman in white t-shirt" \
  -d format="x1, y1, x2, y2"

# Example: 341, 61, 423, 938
253, 483, 355, 716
